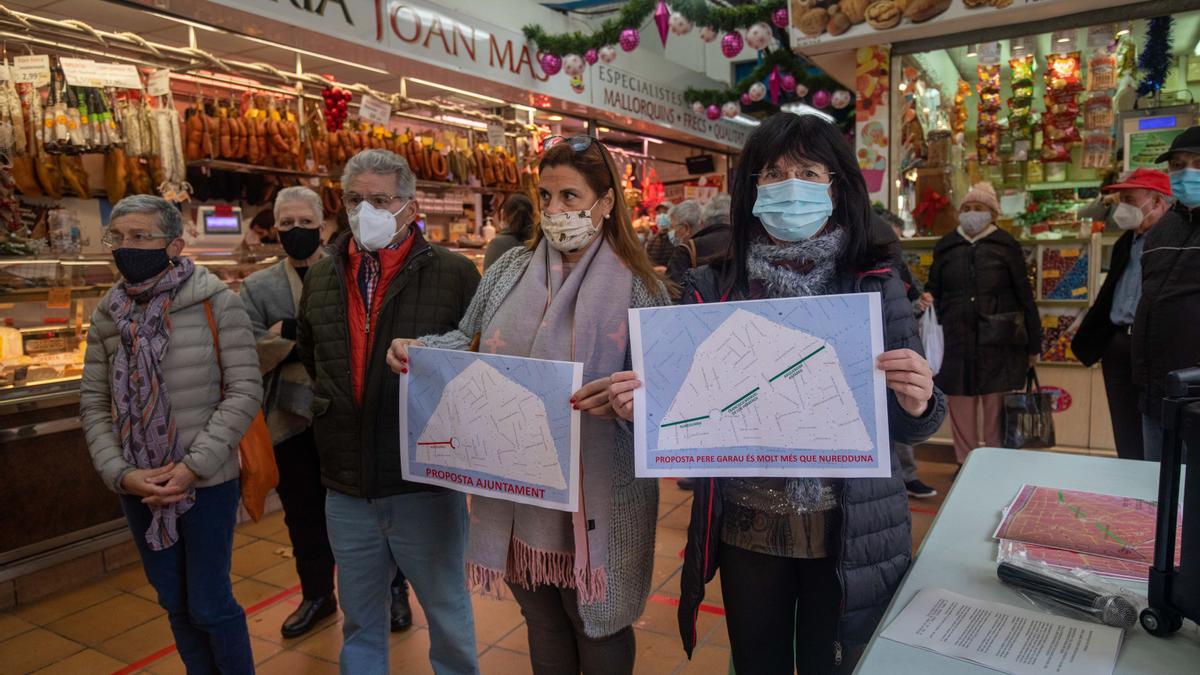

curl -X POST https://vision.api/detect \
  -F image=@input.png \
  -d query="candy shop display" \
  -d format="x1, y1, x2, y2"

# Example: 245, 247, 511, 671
1045, 52, 1083, 93
1084, 95, 1114, 130
976, 64, 1002, 165
1039, 246, 1090, 301
1040, 307, 1085, 363
1088, 52, 1118, 91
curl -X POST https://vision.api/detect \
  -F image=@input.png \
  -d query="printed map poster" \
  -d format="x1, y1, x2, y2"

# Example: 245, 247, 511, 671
629, 294, 890, 478
399, 347, 583, 512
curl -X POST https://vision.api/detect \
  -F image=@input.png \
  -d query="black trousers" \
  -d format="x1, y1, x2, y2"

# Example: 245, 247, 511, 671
273, 428, 336, 600
1101, 330, 1145, 461
506, 582, 635, 675
719, 543, 845, 675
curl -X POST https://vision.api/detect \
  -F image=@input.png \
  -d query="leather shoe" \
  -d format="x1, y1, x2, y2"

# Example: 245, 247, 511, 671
281, 595, 337, 639
391, 582, 413, 632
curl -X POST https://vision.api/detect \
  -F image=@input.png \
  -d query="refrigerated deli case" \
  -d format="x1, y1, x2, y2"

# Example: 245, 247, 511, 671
0, 253, 275, 580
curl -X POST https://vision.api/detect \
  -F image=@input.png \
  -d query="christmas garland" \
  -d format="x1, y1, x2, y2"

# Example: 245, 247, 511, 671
683, 49, 841, 107
1136, 16, 1173, 97
523, 0, 786, 57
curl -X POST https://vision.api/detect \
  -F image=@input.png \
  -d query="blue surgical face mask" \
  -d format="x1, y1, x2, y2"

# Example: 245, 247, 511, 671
667, 229, 679, 245
1170, 168, 1200, 208
656, 213, 670, 228
751, 178, 834, 242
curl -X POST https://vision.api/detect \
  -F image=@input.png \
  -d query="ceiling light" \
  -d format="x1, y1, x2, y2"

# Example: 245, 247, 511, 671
1116, 27, 1130, 37
898, 82, 907, 91
405, 77, 507, 104
1057, 37, 1071, 43
546, 114, 564, 121
598, 126, 610, 132
239, 34, 389, 75
439, 115, 489, 130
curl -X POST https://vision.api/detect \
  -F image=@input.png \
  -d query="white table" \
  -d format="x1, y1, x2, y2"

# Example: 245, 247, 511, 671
856, 447, 1200, 674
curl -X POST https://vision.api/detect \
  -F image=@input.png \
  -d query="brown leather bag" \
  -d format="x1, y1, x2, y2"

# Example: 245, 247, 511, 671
203, 300, 278, 521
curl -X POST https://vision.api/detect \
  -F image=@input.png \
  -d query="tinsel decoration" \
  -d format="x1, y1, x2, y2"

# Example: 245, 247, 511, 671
523, 0, 785, 57
1136, 16, 1173, 97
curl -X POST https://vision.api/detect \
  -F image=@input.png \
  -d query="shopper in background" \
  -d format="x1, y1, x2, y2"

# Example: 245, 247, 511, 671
1134, 129, 1200, 461
637, 113, 946, 673
874, 206, 938, 499
484, 193, 536, 269
240, 207, 280, 252
298, 149, 480, 674
645, 199, 676, 269
662, 198, 709, 286
923, 182, 1041, 465
1071, 169, 1173, 461
388, 134, 668, 675
81, 195, 261, 673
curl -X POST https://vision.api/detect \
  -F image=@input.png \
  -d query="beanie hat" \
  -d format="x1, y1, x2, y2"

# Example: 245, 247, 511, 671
961, 182, 1000, 214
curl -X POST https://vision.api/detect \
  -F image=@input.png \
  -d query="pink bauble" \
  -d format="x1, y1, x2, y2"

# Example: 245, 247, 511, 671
721, 31, 743, 58
740, 92, 752, 106
747, 82, 767, 102
619, 27, 640, 52
794, 83, 809, 97
831, 90, 852, 110
746, 22, 773, 51
669, 13, 693, 36
699, 26, 718, 43
563, 54, 585, 77
721, 101, 741, 118
539, 53, 562, 76
692, 101, 705, 115
781, 74, 797, 92
772, 7, 790, 28
598, 45, 617, 63
584, 48, 599, 65
705, 104, 721, 121
812, 90, 831, 108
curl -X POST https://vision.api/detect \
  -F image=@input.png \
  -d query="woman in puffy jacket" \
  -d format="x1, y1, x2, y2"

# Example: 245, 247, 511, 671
922, 183, 1040, 465
81, 195, 262, 673
610, 113, 947, 673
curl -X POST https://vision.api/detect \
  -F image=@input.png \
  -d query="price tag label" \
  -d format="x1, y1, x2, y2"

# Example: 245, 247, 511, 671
46, 288, 71, 309
1071, 286, 1088, 297
1051, 29, 1077, 54
1062, 249, 1080, 257
977, 42, 1001, 66
13, 55, 50, 86
1043, 269, 1061, 279
1042, 315, 1059, 328
60, 57, 101, 87
61, 58, 142, 89
146, 69, 171, 96
486, 123, 506, 148
358, 94, 392, 126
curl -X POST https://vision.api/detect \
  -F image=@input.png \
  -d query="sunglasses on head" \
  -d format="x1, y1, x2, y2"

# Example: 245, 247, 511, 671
543, 135, 600, 153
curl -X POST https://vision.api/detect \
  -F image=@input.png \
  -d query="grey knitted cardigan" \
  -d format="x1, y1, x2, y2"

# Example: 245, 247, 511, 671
422, 245, 668, 637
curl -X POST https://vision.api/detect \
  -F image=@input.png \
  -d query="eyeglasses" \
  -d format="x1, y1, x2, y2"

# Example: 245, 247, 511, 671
344, 192, 404, 210
1167, 156, 1200, 172
101, 230, 173, 249
276, 216, 321, 231
543, 135, 598, 153
752, 167, 837, 185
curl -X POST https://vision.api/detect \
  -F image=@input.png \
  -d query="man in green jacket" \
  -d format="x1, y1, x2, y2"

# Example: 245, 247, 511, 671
298, 149, 481, 674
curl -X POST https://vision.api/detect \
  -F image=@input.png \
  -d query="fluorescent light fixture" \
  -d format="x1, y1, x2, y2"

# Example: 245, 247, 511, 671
149, 12, 221, 32
546, 114, 564, 121
1057, 37, 1071, 43
642, 136, 663, 144
405, 77, 507, 104
439, 114, 489, 130
239, 35, 389, 75
1116, 26, 1130, 37
510, 103, 538, 113
598, 126, 611, 132
965, 44, 977, 57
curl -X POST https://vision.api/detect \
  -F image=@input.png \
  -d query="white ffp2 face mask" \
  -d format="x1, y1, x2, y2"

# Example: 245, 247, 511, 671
349, 201, 407, 251
958, 210, 992, 236
541, 199, 601, 253
1112, 202, 1146, 231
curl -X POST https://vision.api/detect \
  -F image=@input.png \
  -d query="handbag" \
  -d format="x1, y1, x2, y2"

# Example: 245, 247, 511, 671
978, 311, 1028, 347
919, 305, 944, 376
1003, 368, 1057, 449
203, 300, 278, 521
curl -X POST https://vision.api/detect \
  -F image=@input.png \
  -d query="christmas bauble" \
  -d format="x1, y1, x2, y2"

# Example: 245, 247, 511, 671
721, 31, 744, 58
540, 53, 562, 76
772, 7, 790, 28
795, 83, 809, 97
831, 90, 852, 109
747, 82, 767, 102
599, 45, 617, 63
699, 26, 718, 43
584, 48, 599, 65
619, 27, 640, 52
669, 13, 692, 36
740, 92, 752, 106
692, 101, 705, 115
812, 90, 831, 108
722, 101, 741, 118
781, 74, 797, 92
705, 104, 721, 121
563, 54, 585, 77
746, 22, 773, 51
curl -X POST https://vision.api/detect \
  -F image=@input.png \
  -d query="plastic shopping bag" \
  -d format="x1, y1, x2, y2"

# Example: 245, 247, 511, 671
919, 305, 944, 376
1003, 368, 1057, 449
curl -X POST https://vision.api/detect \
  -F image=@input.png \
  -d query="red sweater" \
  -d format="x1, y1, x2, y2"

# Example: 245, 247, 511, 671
345, 234, 415, 404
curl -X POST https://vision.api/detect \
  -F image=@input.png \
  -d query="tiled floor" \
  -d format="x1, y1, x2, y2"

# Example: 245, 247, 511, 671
0, 461, 958, 674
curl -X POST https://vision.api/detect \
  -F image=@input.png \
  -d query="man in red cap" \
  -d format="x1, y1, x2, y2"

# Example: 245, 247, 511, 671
1072, 168, 1173, 460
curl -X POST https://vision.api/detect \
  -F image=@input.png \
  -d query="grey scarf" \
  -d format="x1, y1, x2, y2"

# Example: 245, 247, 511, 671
746, 228, 845, 512
467, 236, 633, 605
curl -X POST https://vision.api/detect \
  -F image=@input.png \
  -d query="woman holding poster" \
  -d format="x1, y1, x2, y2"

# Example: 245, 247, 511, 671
387, 135, 669, 674
610, 113, 946, 673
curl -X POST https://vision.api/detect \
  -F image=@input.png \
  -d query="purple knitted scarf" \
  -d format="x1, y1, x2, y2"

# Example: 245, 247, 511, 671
109, 258, 196, 550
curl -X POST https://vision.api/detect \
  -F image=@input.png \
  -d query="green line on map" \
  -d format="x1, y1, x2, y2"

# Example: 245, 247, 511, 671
660, 415, 711, 428
721, 387, 760, 413
768, 345, 827, 383
1057, 490, 1134, 550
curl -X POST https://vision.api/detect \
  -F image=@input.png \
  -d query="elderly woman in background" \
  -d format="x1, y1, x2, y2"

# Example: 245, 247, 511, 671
239, 186, 342, 639
81, 195, 262, 672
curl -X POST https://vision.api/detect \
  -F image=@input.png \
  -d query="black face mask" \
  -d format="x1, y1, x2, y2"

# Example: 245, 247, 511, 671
279, 227, 322, 261
113, 247, 171, 284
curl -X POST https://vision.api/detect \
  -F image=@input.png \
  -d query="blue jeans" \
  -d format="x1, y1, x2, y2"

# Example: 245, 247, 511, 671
121, 479, 252, 674
326, 489, 477, 675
